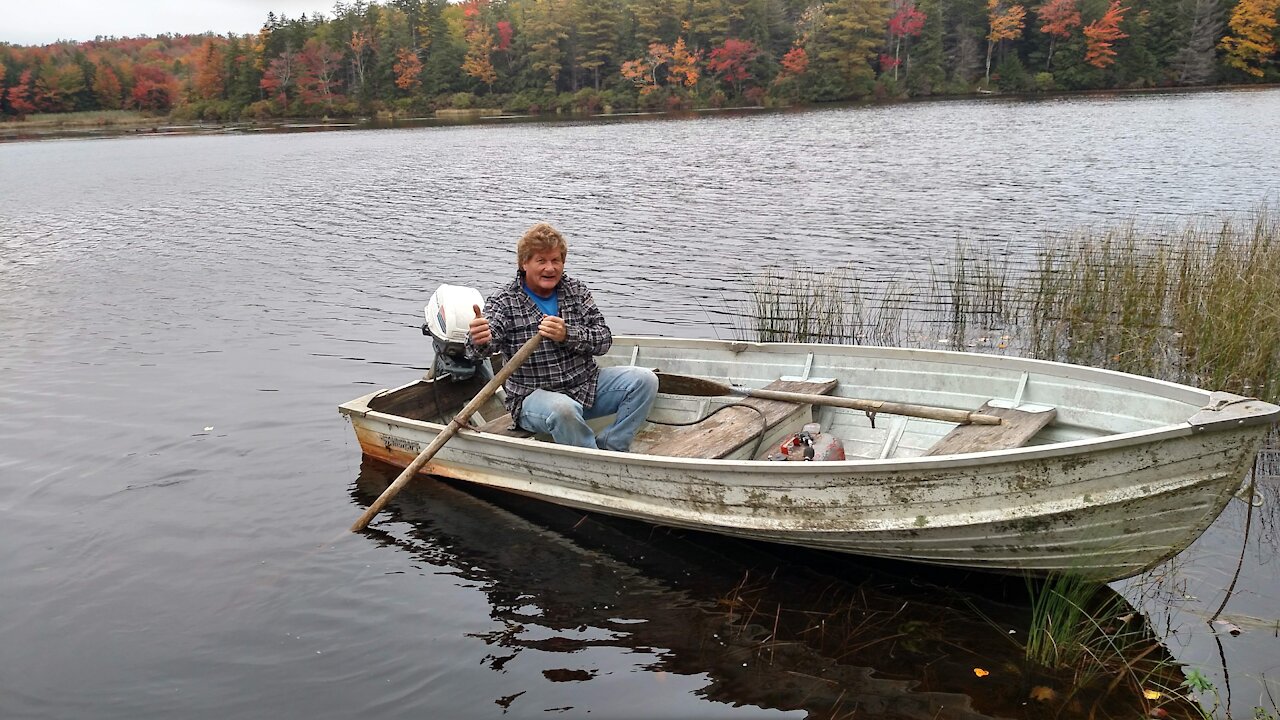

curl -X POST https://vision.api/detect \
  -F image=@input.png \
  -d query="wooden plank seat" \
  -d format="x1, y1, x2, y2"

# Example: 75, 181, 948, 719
631, 378, 838, 459
924, 401, 1056, 456
474, 413, 535, 438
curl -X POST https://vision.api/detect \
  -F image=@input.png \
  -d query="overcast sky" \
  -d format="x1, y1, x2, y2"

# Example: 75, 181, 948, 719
2, 1, 333, 46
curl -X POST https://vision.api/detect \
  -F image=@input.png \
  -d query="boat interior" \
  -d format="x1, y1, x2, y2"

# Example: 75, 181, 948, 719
363, 338, 1206, 462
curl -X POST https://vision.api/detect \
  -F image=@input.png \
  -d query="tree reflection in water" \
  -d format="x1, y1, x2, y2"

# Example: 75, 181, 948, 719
354, 458, 1200, 719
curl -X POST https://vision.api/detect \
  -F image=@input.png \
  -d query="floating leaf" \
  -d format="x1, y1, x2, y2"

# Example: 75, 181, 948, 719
973, 667, 990, 678
1029, 686, 1057, 702
1213, 619, 1242, 636
1143, 689, 1163, 700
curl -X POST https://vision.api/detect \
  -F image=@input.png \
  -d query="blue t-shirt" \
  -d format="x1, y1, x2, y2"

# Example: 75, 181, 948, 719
522, 282, 559, 317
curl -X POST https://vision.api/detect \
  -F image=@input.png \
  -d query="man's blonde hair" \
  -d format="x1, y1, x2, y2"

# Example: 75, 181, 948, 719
517, 222, 568, 268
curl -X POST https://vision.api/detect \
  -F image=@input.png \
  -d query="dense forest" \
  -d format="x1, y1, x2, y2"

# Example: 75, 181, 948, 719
2, 0, 1277, 121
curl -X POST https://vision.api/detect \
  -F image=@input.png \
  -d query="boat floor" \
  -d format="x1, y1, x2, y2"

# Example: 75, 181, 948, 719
631, 378, 837, 459
476, 378, 837, 460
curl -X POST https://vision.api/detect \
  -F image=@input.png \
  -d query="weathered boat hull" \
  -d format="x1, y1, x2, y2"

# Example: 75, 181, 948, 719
341, 337, 1278, 581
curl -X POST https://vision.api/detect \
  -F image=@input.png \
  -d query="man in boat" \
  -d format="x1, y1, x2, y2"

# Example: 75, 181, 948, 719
466, 222, 658, 452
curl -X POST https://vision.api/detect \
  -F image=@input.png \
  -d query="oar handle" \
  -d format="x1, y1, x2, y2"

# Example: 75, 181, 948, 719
350, 332, 543, 531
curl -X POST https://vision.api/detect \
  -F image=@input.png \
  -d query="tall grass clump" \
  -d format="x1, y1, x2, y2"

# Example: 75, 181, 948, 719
1023, 208, 1280, 401
1169, 208, 1280, 399
1025, 573, 1131, 674
1019, 223, 1178, 379
1019, 572, 1198, 718
742, 268, 916, 345
736, 205, 1280, 403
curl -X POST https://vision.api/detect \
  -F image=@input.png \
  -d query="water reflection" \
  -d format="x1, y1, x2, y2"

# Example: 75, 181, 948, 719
354, 459, 1196, 719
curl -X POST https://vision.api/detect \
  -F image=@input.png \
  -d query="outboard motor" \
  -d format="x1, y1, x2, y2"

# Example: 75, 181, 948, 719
423, 284, 487, 381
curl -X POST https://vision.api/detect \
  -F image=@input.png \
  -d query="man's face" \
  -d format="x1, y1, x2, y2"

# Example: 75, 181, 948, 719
521, 249, 565, 299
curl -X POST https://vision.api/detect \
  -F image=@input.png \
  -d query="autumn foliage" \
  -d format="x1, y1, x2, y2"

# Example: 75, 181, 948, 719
706, 38, 760, 95
1083, 1, 1130, 69
0, 0, 1276, 122
1219, 0, 1280, 77
621, 38, 702, 96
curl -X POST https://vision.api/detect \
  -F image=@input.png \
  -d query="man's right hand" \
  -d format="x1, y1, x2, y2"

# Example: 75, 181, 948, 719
468, 304, 491, 346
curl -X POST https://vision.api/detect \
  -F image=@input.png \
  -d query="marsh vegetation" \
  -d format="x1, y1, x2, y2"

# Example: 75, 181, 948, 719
740, 205, 1280, 405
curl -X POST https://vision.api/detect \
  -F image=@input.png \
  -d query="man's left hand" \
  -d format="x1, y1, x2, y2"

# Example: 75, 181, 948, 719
538, 315, 568, 342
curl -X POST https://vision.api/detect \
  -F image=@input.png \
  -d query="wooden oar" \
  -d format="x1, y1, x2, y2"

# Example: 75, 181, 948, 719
351, 329, 542, 531
655, 372, 1004, 426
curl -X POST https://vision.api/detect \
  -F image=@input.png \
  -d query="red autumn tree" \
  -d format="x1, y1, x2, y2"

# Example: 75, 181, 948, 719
298, 39, 345, 110
1083, 1, 1129, 68
706, 38, 760, 96
260, 49, 299, 105
1037, 0, 1081, 69
131, 65, 177, 111
780, 46, 809, 77
888, 3, 927, 79
496, 20, 513, 52
6, 69, 38, 115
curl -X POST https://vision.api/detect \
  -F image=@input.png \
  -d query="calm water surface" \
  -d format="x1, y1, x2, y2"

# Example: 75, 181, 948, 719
2, 88, 1279, 719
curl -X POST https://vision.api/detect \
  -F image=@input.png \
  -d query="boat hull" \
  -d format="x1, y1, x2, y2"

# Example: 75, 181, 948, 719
341, 337, 1277, 581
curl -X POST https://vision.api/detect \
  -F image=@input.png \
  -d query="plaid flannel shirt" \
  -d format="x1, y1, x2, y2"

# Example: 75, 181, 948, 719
465, 272, 613, 425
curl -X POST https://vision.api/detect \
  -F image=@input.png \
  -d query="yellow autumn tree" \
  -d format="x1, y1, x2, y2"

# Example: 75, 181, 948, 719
986, 0, 1027, 84
1219, 0, 1280, 78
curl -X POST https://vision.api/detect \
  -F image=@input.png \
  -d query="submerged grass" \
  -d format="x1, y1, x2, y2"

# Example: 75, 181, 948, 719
736, 205, 1280, 404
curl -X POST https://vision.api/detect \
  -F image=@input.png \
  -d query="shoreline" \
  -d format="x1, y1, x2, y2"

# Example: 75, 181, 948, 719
3, 82, 1276, 144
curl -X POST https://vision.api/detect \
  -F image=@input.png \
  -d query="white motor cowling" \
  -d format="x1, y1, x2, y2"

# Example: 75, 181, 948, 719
423, 284, 486, 380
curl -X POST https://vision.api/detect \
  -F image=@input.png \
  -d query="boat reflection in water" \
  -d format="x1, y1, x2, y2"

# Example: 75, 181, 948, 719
353, 459, 1200, 720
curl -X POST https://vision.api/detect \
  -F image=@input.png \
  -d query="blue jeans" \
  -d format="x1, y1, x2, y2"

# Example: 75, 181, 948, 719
518, 366, 658, 452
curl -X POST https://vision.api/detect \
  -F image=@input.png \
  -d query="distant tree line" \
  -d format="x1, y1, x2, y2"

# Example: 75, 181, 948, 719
2, 0, 1277, 121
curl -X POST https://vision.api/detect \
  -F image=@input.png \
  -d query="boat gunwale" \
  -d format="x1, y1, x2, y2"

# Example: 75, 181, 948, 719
342, 396, 1201, 473
339, 337, 1279, 471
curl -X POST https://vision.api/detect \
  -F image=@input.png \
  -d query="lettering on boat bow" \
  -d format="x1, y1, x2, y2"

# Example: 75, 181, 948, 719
381, 433, 422, 454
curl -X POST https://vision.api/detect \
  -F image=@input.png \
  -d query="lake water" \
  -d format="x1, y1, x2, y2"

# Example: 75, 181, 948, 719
2, 88, 1279, 719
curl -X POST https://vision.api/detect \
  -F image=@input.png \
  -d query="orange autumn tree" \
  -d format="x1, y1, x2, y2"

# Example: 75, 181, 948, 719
92, 61, 123, 109
1037, 0, 1081, 70
393, 48, 423, 91
1219, 0, 1280, 78
1083, 1, 1129, 68
191, 39, 226, 101
461, 0, 498, 89
986, 0, 1027, 84
621, 38, 702, 96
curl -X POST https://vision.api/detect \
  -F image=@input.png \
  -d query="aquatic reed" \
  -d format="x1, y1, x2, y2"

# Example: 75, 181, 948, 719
736, 205, 1280, 404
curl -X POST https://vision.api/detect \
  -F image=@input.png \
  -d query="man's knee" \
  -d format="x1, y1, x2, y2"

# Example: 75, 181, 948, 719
618, 366, 658, 397
542, 394, 585, 427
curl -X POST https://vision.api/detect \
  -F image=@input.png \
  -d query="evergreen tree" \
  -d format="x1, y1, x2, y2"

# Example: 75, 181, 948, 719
573, 0, 622, 90
909, 0, 947, 93
808, 0, 891, 99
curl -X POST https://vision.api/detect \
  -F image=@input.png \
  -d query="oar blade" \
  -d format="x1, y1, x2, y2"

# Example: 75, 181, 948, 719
655, 372, 733, 397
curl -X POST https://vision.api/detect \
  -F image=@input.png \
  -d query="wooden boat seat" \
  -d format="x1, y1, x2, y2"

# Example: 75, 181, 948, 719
474, 413, 535, 438
924, 401, 1056, 456
632, 378, 838, 459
